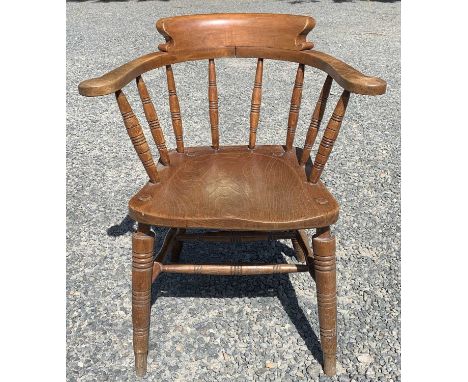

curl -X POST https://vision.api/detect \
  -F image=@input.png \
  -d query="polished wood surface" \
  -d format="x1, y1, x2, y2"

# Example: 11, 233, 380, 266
132, 224, 154, 377
129, 145, 339, 230
115, 90, 159, 183
156, 13, 315, 53
78, 49, 385, 97
300, 75, 333, 165
151, 228, 177, 282
297, 229, 314, 261
292, 229, 312, 263
312, 227, 337, 376
78, 13, 387, 378
165, 65, 184, 153
236, 47, 386, 95
208, 59, 220, 149
160, 263, 309, 275
249, 58, 263, 149
286, 64, 305, 150
136, 75, 170, 166
310, 90, 350, 183
291, 237, 306, 263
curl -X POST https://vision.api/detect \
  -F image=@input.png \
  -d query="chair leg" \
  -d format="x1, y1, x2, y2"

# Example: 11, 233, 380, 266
291, 231, 306, 262
312, 226, 337, 376
132, 223, 154, 377
171, 228, 185, 262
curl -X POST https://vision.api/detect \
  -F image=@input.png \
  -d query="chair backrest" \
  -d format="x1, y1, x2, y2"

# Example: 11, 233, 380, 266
156, 13, 315, 52
83, 14, 385, 185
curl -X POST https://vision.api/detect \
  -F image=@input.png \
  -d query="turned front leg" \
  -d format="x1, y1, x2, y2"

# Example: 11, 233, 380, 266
132, 223, 154, 377
312, 226, 337, 376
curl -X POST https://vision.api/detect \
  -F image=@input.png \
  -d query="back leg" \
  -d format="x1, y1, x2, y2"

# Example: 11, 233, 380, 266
171, 228, 185, 262
291, 230, 306, 262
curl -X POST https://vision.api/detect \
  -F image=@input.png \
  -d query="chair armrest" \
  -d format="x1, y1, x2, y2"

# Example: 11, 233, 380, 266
78, 52, 170, 97
235, 47, 386, 96
78, 48, 386, 97
302, 50, 386, 95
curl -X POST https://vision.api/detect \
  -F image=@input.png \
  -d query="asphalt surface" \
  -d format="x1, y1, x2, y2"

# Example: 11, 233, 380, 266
67, 1, 400, 381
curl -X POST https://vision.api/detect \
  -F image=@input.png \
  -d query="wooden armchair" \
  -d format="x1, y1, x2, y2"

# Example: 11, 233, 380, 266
78, 13, 386, 377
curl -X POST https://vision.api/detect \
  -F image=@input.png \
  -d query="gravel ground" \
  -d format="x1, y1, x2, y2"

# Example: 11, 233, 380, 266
67, 1, 400, 381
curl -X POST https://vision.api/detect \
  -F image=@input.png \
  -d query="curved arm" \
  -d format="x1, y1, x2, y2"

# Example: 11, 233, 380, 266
78, 48, 236, 97
78, 46, 386, 97
302, 50, 386, 95
78, 52, 170, 97
235, 47, 386, 95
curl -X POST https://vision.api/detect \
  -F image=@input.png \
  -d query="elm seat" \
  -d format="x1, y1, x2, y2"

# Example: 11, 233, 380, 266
129, 145, 339, 230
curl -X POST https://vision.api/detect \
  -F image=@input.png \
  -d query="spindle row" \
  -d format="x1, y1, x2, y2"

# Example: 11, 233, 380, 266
114, 59, 350, 184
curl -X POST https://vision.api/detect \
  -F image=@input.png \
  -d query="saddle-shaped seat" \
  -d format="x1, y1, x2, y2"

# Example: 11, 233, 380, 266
129, 145, 339, 230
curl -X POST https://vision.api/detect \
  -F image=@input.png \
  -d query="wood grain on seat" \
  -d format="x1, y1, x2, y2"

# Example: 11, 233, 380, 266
129, 145, 339, 230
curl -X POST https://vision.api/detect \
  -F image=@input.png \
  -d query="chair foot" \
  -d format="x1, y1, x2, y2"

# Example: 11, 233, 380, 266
323, 353, 336, 376
171, 228, 185, 262
312, 226, 337, 377
135, 352, 148, 377
132, 223, 154, 377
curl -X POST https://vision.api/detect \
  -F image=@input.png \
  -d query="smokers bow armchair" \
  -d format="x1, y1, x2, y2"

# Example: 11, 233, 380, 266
79, 13, 386, 377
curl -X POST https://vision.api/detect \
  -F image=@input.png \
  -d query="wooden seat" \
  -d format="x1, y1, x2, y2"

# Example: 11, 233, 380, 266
129, 145, 339, 230
78, 13, 386, 379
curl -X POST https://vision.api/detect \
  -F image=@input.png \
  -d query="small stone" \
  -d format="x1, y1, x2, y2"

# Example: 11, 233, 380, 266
279, 362, 288, 370
366, 367, 376, 377
336, 361, 346, 375
255, 368, 269, 376
357, 353, 373, 364
265, 361, 276, 369
306, 364, 322, 378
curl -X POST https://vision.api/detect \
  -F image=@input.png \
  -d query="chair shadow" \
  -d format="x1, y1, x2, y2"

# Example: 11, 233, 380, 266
107, 215, 135, 237
106, 217, 323, 364
149, 227, 324, 366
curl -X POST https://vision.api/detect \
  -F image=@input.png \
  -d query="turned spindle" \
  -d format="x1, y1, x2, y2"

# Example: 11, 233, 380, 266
310, 90, 350, 183
115, 90, 159, 183
160, 263, 308, 276
300, 75, 333, 165
208, 59, 220, 149
249, 58, 264, 149
165, 65, 184, 153
286, 63, 305, 150
136, 76, 170, 166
